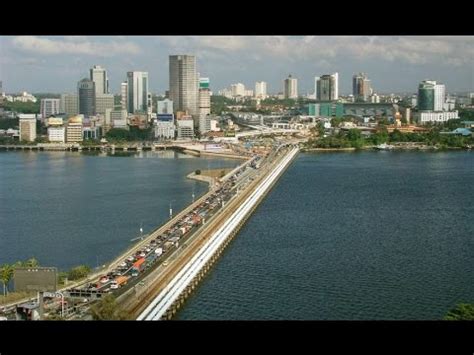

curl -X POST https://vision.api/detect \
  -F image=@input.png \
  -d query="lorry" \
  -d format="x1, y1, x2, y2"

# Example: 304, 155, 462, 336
110, 276, 129, 289
132, 258, 146, 272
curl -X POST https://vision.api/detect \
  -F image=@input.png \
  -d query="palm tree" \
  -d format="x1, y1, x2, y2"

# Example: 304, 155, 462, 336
0, 264, 14, 297
25, 258, 39, 268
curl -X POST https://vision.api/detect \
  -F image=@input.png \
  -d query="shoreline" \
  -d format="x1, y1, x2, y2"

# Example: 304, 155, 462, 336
301, 146, 473, 152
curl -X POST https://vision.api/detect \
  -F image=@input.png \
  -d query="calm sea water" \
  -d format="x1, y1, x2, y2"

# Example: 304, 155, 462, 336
0, 150, 239, 270
176, 151, 474, 320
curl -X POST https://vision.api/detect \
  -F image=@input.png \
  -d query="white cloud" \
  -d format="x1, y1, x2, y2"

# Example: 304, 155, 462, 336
11, 36, 141, 56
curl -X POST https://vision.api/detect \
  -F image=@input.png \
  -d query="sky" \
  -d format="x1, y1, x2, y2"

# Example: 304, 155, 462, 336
0, 36, 473, 95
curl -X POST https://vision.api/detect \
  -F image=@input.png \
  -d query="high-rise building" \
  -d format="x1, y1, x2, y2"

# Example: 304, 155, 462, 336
176, 116, 195, 139
60, 94, 79, 116
90, 65, 109, 95
40, 99, 60, 120
48, 126, 65, 143
418, 80, 445, 111
19, 115, 37, 142
352, 73, 371, 102
255, 81, 267, 99
77, 78, 96, 117
284, 75, 298, 99
95, 94, 115, 114
316, 73, 339, 101
157, 99, 174, 114
169, 55, 199, 117
127, 71, 149, 114
199, 79, 211, 117
231, 83, 245, 97
120, 81, 128, 111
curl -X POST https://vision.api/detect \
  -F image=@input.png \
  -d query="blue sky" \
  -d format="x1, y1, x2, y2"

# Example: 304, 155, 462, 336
1, 36, 473, 95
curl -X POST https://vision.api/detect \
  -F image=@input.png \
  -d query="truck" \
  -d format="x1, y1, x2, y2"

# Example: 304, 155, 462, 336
132, 258, 146, 272
110, 276, 129, 289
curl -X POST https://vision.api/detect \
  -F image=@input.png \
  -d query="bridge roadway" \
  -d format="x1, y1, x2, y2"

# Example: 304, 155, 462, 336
123, 145, 299, 320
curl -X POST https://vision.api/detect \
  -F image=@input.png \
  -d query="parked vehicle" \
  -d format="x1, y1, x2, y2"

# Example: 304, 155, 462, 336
132, 258, 146, 272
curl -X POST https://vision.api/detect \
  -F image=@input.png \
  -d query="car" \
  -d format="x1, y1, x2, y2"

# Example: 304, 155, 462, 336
126, 256, 134, 262
110, 282, 119, 290
162, 261, 168, 266
119, 261, 127, 267
99, 277, 109, 284
131, 271, 139, 277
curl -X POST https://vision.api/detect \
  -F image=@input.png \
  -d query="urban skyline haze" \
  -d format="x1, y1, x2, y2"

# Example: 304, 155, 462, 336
0, 36, 473, 95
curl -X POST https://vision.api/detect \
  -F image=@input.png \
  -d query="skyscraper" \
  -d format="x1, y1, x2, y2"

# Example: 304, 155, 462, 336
77, 78, 96, 117
90, 65, 109, 95
120, 82, 128, 111
316, 73, 339, 101
418, 80, 445, 111
127, 71, 149, 114
199, 78, 211, 134
169, 55, 199, 117
284, 75, 298, 99
60, 94, 79, 116
255, 81, 267, 99
352, 73, 371, 102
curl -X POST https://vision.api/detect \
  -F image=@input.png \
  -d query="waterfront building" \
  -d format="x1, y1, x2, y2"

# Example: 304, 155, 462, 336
19, 115, 37, 142
47, 126, 65, 143
284, 75, 298, 99
78, 78, 96, 117
154, 114, 175, 140
66, 115, 84, 143
169, 55, 199, 117
176, 116, 195, 139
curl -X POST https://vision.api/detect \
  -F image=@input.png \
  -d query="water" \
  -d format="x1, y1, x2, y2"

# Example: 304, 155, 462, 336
176, 151, 474, 320
0, 150, 239, 271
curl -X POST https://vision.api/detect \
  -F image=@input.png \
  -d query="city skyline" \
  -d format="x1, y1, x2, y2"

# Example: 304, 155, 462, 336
0, 36, 473, 95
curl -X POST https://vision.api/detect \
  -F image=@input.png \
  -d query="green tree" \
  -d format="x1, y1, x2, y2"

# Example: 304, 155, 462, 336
195, 169, 201, 175
89, 294, 130, 320
68, 265, 91, 281
444, 303, 474, 320
0, 264, 14, 297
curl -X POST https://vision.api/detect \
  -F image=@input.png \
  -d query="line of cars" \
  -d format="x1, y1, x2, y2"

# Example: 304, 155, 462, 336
79, 159, 263, 297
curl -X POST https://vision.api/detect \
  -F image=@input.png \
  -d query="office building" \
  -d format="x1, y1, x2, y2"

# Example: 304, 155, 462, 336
199, 77, 211, 126
127, 71, 150, 114
352, 73, 371, 102
19, 115, 37, 142
316, 73, 339, 101
77, 78, 96, 117
255, 81, 267, 99
60, 94, 79, 116
95, 94, 114, 115
176, 116, 195, 139
90, 65, 109, 95
418, 80, 445, 111
155, 114, 175, 140
169, 55, 199, 117
418, 110, 459, 124
66, 115, 84, 143
48, 126, 65, 143
121, 81, 128, 111
284, 75, 298, 99
40, 99, 60, 120
157, 99, 174, 114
